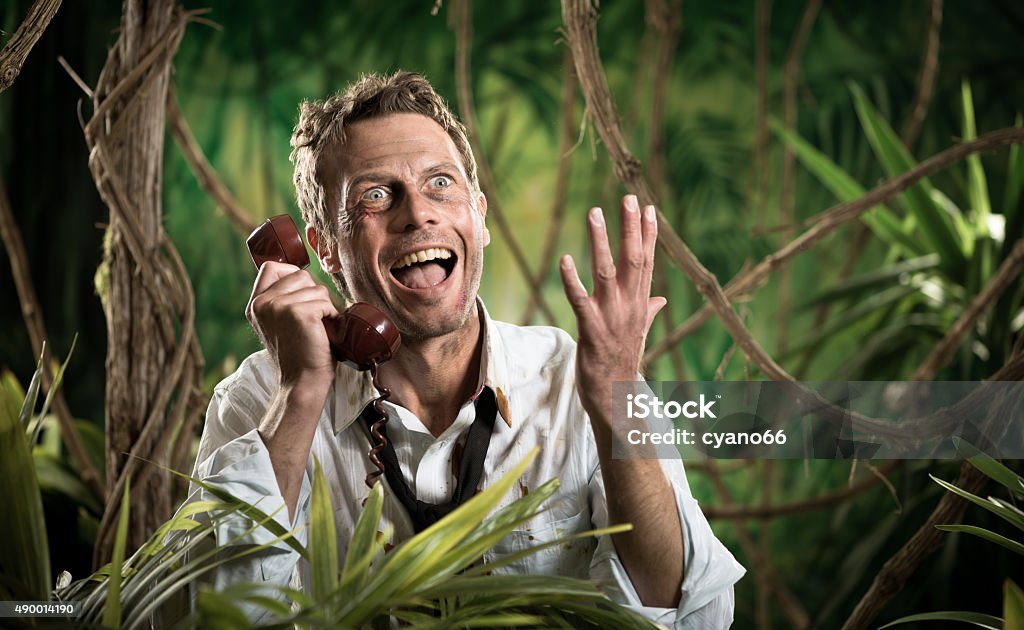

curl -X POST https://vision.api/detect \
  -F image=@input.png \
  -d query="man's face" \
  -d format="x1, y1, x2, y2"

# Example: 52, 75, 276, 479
321, 113, 489, 342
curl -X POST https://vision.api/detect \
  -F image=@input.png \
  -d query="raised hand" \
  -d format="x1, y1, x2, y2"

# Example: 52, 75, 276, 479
558, 194, 666, 417
558, 194, 683, 608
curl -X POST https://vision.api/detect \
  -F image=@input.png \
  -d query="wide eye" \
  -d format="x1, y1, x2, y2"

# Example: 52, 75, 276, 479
429, 175, 453, 188
362, 187, 388, 202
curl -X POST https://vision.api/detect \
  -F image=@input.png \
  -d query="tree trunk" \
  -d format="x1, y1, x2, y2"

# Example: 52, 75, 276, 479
86, 0, 204, 567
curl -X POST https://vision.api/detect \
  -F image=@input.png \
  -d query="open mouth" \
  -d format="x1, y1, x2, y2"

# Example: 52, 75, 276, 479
390, 247, 457, 289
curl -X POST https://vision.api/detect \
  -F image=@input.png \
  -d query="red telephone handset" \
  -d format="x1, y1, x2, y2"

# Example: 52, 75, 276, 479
246, 215, 401, 370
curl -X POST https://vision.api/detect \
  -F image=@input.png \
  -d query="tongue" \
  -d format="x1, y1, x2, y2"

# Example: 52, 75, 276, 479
393, 261, 448, 289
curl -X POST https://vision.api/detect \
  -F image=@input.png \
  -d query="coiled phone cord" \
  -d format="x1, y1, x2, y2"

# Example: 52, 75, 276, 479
365, 360, 391, 489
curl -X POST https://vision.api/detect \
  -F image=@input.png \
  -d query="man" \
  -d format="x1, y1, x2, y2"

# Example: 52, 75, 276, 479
192, 71, 744, 627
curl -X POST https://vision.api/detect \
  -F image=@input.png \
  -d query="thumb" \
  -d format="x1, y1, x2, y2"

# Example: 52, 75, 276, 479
644, 296, 667, 335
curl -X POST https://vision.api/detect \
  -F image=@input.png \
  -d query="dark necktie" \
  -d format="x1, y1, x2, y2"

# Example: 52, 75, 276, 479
359, 387, 498, 533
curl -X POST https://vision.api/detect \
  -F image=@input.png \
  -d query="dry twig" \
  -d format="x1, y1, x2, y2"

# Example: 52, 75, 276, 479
754, 0, 772, 222
777, 0, 821, 355
841, 461, 986, 630
0, 0, 61, 92
704, 460, 901, 520
644, 0, 687, 378
166, 87, 257, 234
912, 238, 1024, 380
841, 339, 1024, 629
0, 175, 105, 500
562, 0, 795, 385
901, 0, 943, 147
705, 462, 810, 629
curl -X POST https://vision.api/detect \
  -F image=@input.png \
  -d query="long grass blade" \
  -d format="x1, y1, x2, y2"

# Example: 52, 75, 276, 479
953, 437, 1024, 497
935, 525, 1024, 556
961, 81, 992, 230
0, 367, 50, 600
880, 610, 1003, 629
849, 82, 967, 274
772, 119, 924, 257
1005, 580, 1024, 629
309, 456, 339, 602
102, 480, 131, 629
800, 255, 939, 307
339, 480, 384, 598
931, 474, 1024, 531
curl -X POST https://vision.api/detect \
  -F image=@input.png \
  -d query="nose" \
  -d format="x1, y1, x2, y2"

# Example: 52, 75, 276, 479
390, 189, 440, 233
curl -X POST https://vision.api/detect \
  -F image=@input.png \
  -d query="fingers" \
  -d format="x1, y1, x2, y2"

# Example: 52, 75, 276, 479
587, 207, 617, 295
251, 261, 304, 298
617, 195, 645, 291
640, 203, 658, 300
559, 254, 596, 324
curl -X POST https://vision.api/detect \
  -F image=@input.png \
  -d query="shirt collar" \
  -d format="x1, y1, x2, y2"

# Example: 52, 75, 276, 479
332, 298, 514, 434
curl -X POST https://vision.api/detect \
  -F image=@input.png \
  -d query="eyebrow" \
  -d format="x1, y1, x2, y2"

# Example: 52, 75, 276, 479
347, 161, 464, 191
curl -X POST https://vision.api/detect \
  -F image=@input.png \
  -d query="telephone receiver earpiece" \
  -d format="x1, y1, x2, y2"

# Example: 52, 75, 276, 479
246, 215, 401, 370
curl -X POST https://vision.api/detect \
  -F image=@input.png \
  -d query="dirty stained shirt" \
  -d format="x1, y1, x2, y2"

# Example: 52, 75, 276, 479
190, 301, 745, 628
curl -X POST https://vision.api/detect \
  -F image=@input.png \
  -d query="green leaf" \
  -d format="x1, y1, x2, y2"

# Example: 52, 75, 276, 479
31, 334, 77, 446
162, 463, 308, 558
0, 365, 50, 600
801, 254, 939, 307
880, 610, 1004, 629
771, 118, 924, 257
339, 480, 385, 599
197, 589, 254, 630
931, 474, 1024, 531
953, 437, 1024, 497
32, 451, 102, 514
962, 80, 992, 231
935, 525, 1024, 556
102, 480, 131, 629
849, 83, 967, 274
1006, 580, 1024, 630
341, 449, 543, 623
309, 455, 339, 602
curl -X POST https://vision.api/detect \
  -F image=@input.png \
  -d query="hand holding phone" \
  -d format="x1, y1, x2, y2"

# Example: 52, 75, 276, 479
246, 215, 401, 370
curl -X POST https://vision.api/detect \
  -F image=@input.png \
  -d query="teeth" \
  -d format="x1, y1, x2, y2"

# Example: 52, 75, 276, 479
393, 248, 453, 269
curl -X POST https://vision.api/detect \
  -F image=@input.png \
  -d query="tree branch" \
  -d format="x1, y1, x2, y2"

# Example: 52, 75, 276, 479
166, 86, 257, 234
841, 461, 986, 630
900, 0, 943, 147
0, 0, 61, 92
912, 238, 1024, 380
452, 0, 557, 325
705, 461, 810, 629
778, 0, 821, 355
562, 0, 796, 385
0, 174, 105, 500
644, 127, 1024, 366
841, 338, 1024, 630
645, 0, 687, 378
704, 460, 901, 520
754, 0, 772, 221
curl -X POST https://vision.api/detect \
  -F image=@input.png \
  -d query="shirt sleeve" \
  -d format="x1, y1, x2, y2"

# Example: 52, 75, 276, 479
184, 374, 313, 618
587, 451, 746, 629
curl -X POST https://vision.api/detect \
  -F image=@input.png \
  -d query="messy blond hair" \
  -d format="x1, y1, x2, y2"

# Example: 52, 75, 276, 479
289, 71, 478, 297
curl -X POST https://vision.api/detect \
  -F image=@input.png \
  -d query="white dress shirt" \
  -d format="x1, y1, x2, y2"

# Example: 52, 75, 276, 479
191, 301, 745, 628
